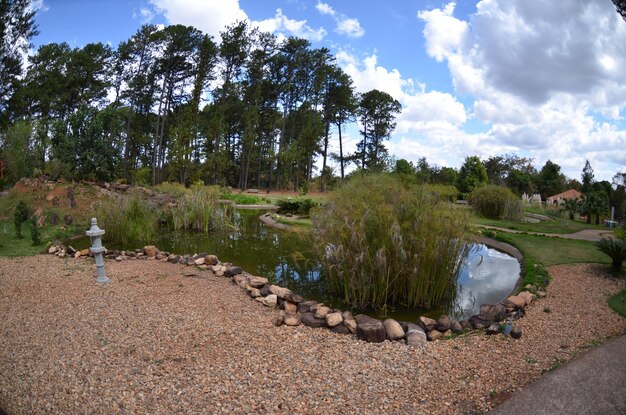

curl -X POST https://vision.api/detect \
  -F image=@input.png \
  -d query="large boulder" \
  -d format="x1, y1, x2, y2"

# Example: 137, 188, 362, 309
356, 319, 386, 343
419, 316, 437, 332
479, 303, 507, 322
435, 315, 451, 332
143, 245, 159, 258
301, 313, 328, 328
383, 319, 405, 341
355, 314, 379, 325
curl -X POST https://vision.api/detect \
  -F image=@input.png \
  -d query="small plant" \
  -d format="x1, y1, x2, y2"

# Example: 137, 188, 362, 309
276, 198, 317, 216
595, 238, 626, 272
30, 217, 42, 245
13, 201, 30, 239
543, 307, 551, 313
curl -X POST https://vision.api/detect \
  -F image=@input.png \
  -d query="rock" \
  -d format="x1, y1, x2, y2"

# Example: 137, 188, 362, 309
459, 320, 473, 330
215, 270, 224, 277
167, 255, 180, 264
232, 275, 246, 286
383, 319, 405, 341
536, 290, 547, 298
355, 314, 380, 325
48, 246, 59, 254
326, 312, 343, 327
298, 300, 317, 314
249, 288, 261, 298
74, 251, 82, 258
315, 306, 331, 319
469, 314, 494, 329
205, 255, 219, 265
66, 246, 76, 255
155, 253, 166, 260
225, 266, 242, 277
356, 319, 386, 343
418, 316, 437, 332
330, 324, 350, 334
36, 215, 46, 228
194, 257, 205, 266
186, 258, 196, 266
283, 301, 298, 315
269, 285, 292, 299
273, 311, 285, 326
450, 320, 463, 333
479, 303, 507, 322
301, 313, 328, 328
284, 292, 304, 303
259, 284, 271, 297
435, 315, 451, 332
284, 315, 301, 326
63, 214, 73, 225
343, 319, 357, 334
510, 327, 522, 339
80, 248, 90, 257
255, 294, 278, 308
406, 328, 427, 347
427, 330, 443, 341
248, 276, 269, 288
115, 256, 123, 262
442, 329, 452, 337
524, 284, 537, 293
507, 295, 527, 309
49, 213, 59, 225
342, 311, 354, 321
518, 291, 537, 306
143, 245, 159, 258
486, 323, 502, 335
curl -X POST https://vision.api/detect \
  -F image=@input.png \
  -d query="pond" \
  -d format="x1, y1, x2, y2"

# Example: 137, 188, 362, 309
76, 209, 520, 321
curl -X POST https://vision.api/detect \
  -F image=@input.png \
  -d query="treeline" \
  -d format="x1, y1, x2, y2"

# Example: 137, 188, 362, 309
392, 155, 626, 221
0, 2, 401, 190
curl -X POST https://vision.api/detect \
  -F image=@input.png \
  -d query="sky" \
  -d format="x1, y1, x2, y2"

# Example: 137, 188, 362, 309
31, 0, 626, 182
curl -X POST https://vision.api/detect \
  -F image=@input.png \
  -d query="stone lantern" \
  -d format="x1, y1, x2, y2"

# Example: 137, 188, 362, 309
86, 217, 110, 283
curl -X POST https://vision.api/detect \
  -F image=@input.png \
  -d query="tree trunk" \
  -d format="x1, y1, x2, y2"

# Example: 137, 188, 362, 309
338, 122, 344, 180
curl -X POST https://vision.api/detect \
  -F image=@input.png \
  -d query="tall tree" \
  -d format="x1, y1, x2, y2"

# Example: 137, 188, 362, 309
536, 160, 567, 199
581, 159, 595, 194
356, 89, 401, 171
0, 0, 38, 124
457, 156, 488, 194
612, 0, 626, 20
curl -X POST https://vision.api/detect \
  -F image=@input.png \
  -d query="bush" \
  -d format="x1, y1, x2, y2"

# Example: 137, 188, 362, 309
422, 184, 459, 203
595, 238, 626, 272
95, 192, 159, 248
311, 174, 469, 310
30, 217, 41, 245
13, 201, 30, 239
276, 198, 317, 216
470, 185, 523, 220
155, 181, 189, 198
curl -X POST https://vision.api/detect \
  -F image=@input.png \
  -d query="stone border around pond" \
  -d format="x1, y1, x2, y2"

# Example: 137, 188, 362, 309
46, 240, 545, 347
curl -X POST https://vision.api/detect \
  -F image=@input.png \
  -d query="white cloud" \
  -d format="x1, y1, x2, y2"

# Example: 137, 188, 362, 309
149, 0, 248, 40
316, 1, 365, 38
254, 9, 327, 42
315, 1, 335, 17
417, 0, 626, 180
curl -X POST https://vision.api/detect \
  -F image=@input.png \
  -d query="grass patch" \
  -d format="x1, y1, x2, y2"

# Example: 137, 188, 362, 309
494, 232, 610, 267
220, 193, 265, 205
472, 214, 604, 235
608, 287, 626, 318
0, 220, 81, 256
272, 214, 313, 228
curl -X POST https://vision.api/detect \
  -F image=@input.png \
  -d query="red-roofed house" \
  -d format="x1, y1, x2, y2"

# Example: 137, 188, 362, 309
546, 189, 583, 205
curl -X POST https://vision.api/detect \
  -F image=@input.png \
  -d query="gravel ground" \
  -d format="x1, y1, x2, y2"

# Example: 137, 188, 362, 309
0, 257, 624, 415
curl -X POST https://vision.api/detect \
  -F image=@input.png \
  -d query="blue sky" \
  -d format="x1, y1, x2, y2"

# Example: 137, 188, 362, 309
32, 0, 626, 182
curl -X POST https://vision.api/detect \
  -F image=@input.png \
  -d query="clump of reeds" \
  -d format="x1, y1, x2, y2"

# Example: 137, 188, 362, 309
470, 185, 523, 220
154, 181, 190, 198
311, 174, 469, 310
95, 191, 158, 247
170, 183, 225, 233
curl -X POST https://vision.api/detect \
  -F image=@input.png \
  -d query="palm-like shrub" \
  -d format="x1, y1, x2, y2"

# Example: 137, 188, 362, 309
595, 238, 626, 272
469, 185, 523, 220
561, 199, 580, 220
311, 174, 469, 310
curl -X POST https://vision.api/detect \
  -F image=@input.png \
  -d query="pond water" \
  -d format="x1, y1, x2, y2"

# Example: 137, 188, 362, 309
76, 209, 520, 321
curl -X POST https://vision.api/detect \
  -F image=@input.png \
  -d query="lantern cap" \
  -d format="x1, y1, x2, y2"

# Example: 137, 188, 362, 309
86, 217, 105, 237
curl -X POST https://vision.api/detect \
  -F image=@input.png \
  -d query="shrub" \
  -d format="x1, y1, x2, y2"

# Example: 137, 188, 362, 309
95, 192, 158, 248
595, 238, 626, 272
13, 201, 30, 239
30, 217, 42, 245
422, 184, 459, 203
311, 174, 469, 310
277, 198, 317, 216
155, 181, 189, 198
220, 193, 263, 205
470, 185, 523, 220
170, 183, 224, 233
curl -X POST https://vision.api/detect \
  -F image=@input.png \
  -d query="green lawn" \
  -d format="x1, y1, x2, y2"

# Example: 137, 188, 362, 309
608, 288, 626, 318
0, 220, 81, 256
472, 214, 605, 235
492, 231, 611, 267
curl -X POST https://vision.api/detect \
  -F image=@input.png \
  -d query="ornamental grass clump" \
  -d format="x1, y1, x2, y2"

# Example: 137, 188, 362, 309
470, 185, 523, 220
171, 183, 224, 233
311, 174, 469, 310
96, 191, 158, 247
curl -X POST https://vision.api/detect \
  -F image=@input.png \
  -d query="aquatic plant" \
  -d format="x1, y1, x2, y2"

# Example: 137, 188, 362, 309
311, 174, 469, 310
95, 191, 158, 247
171, 183, 224, 233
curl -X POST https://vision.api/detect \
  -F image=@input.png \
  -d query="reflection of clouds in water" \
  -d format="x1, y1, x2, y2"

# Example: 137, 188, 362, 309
456, 245, 520, 318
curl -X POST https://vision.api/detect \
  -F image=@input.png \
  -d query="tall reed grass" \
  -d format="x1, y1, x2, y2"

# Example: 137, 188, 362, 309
470, 185, 523, 220
95, 191, 158, 248
170, 183, 226, 233
311, 174, 469, 310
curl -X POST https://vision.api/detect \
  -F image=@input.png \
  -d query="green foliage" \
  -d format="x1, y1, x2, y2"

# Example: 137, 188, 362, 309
422, 184, 459, 203
536, 160, 567, 200
95, 192, 159, 248
276, 198, 317, 216
608, 287, 626, 318
595, 238, 626, 272
170, 184, 223, 233
220, 193, 263, 205
13, 201, 29, 239
521, 259, 551, 288
311, 174, 469, 310
457, 156, 488, 195
30, 217, 42, 245
470, 185, 523, 220
154, 181, 189, 197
